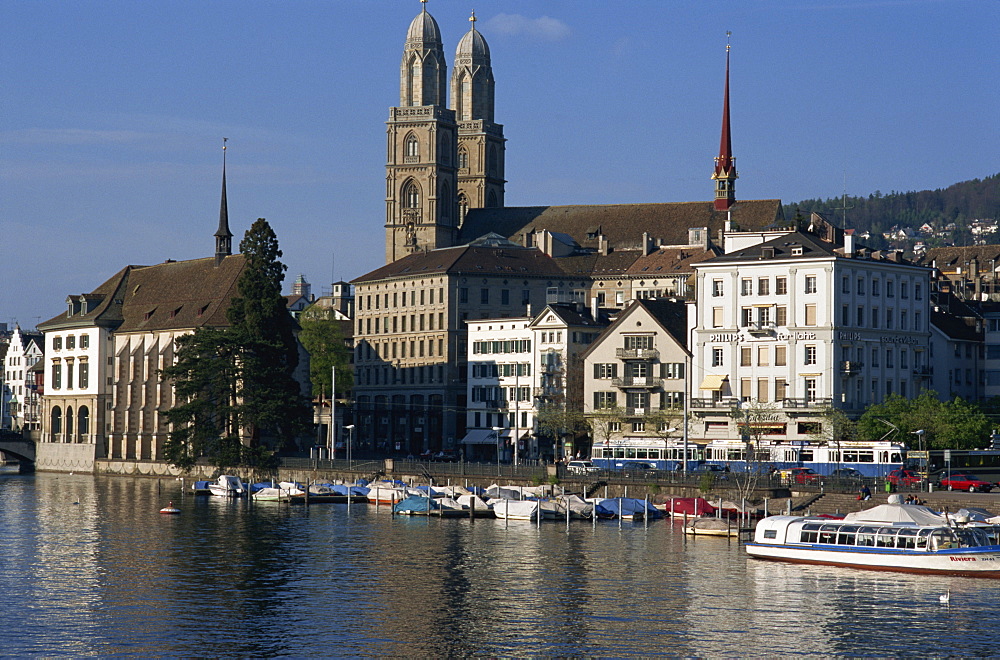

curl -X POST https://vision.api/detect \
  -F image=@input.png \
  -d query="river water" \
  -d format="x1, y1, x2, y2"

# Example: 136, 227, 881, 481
2, 473, 999, 657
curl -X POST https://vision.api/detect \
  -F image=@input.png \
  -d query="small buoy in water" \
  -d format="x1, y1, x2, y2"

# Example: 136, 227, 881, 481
159, 501, 180, 515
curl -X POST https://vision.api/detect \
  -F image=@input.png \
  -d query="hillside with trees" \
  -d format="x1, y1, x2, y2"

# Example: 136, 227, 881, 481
784, 173, 1000, 250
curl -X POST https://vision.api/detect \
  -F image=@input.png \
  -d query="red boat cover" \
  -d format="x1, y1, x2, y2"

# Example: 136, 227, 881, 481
664, 497, 716, 516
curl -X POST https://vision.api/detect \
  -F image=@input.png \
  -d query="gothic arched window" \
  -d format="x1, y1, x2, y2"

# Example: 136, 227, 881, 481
405, 134, 420, 159
440, 181, 451, 220
487, 191, 498, 208
403, 181, 420, 209
458, 193, 469, 225
458, 147, 469, 170
488, 145, 499, 176
459, 75, 471, 121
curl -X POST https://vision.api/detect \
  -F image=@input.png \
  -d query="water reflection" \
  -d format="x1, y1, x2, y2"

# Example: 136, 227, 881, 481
3, 474, 1000, 656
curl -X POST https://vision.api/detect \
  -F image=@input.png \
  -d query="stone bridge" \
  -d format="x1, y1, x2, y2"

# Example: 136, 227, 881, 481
0, 439, 35, 463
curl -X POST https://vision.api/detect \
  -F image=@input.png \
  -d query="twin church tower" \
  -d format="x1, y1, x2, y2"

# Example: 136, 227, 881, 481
385, 5, 506, 263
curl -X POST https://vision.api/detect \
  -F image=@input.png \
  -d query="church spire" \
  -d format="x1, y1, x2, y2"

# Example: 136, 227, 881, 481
215, 138, 233, 265
712, 32, 738, 212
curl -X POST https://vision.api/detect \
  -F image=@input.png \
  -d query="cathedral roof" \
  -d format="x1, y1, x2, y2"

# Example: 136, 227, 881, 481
458, 200, 784, 252
456, 25, 490, 60
406, 8, 442, 45
352, 245, 567, 284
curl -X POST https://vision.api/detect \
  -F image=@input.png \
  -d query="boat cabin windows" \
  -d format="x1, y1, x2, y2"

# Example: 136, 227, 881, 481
797, 522, 985, 550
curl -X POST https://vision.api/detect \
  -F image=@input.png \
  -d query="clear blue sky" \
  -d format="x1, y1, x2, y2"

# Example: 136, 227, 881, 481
2, 0, 997, 329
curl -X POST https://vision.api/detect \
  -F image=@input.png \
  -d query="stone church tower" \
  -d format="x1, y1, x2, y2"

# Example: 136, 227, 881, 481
385, 6, 505, 264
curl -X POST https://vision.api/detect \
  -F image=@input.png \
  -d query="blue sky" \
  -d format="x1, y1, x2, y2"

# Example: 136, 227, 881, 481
2, 0, 997, 329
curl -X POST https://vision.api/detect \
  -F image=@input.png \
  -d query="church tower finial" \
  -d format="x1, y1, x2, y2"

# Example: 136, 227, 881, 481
712, 32, 738, 212
215, 138, 233, 265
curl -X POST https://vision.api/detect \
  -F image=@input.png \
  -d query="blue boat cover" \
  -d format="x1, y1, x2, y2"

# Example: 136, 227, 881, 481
393, 495, 440, 514
594, 498, 664, 519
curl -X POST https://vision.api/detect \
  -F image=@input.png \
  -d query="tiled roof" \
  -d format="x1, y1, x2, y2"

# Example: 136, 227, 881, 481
352, 245, 567, 283
458, 200, 784, 250
554, 251, 642, 278
637, 298, 689, 349
704, 231, 839, 263
38, 266, 131, 330
625, 246, 720, 275
918, 246, 1000, 270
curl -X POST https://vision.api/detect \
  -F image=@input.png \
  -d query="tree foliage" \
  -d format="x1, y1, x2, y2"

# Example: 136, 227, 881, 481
298, 316, 353, 397
161, 218, 310, 471
856, 391, 991, 450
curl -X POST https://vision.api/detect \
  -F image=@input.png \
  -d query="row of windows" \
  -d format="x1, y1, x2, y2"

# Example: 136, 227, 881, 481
720, 344, 920, 370
714, 276, 815, 297
49, 362, 89, 390
359, 312, 446, 336
593, 391, 683, 410
713, 304, 816, 327
52, 334, 91, 351
357, 364, 444, 386
400, 132, 500, 174
472, 339, 532, 355
592, 362, 685, 379
470, 411, 530, 430
471, 386, 531, 405
471, 363, 531, 378
840, 275, 923, 300
360, 287, 445, 312
356, 338, 446, 362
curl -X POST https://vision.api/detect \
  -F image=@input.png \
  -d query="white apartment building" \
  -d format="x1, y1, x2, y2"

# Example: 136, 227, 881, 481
463, 304, 604, 462
690, 227, 932, 443
2, 326, 44, 431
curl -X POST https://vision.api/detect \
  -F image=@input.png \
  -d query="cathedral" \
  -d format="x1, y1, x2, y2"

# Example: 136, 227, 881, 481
353, 4, 785, 456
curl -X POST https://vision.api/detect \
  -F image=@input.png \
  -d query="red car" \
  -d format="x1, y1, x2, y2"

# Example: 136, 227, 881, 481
887, 469, 922, 487
938, 473, 993, 493
788, 467, 821, 484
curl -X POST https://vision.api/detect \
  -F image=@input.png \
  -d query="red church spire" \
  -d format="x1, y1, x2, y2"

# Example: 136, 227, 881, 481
713, 33, 738, 212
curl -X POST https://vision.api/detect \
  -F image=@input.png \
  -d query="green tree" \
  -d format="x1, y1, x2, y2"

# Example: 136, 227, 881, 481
227, 219, 311, 453
536, 400, 588, 460
857, 391, 990, 450
298, 316, 353, 397
161, 218, 310, 471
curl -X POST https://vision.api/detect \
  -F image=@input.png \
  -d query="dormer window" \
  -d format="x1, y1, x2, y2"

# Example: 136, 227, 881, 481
791, 246, 803, 256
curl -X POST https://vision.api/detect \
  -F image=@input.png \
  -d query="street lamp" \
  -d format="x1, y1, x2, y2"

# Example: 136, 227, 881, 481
344, 425, 355, 466
910, 429, 926, 482
492, 426, 503, 476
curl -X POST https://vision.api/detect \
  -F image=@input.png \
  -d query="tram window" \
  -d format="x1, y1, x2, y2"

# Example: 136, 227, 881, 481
613, 448, 625, 459
859, 452, 874, 463
890, 452, 901, 463
844, 451, 858, 463
636, 449, 648, 459
800, 450, 814, 462
649, 449, 661, 460
626, 448, 636, 459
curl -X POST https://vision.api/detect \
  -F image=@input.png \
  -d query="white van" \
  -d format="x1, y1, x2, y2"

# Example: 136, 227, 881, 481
567, 460, 597, 475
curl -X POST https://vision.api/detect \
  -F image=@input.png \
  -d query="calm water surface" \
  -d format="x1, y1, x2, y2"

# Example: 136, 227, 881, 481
1, 473, 999, 657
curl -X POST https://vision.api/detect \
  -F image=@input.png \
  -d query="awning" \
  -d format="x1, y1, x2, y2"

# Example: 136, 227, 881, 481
460, 429, 501, 445
699, 375, 729, 390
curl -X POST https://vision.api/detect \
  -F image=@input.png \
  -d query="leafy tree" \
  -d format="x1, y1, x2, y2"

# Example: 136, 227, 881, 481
587, 405, 625, 452
161, 218, 310, 471
227, 219, 311, 453
856, 391, 990, 450
535, 400, 588, 459
298, 316, 353, 397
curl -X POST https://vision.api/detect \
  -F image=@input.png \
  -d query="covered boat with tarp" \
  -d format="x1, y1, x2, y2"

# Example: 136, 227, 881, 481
393, 495, 466, 517
660, 497, 717, 517
594, 498, 663, 520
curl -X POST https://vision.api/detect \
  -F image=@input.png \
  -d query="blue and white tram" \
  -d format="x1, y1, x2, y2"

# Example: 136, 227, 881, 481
591, 438, 906, 476
700, 439, 906, 477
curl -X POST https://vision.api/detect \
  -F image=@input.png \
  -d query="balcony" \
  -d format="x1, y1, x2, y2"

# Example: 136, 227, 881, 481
616, 348, 659, 360
690, 397, 740, 410
913, 365, 932, 376
533, 387, 562, 399
839, 360, 863, 376
624, 407, 647, 417
747, 322, 776, 337
780, 397, 833, 409
612, 376, 663, 389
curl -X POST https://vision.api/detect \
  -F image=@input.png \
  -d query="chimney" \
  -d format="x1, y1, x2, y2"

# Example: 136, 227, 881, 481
598, 235, 609, 256
844, 229, 855, 257
590, 295, 599, 322
642, 232, 653, 256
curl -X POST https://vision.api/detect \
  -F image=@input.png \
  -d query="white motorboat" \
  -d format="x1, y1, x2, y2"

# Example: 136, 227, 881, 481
208, 475, 245, 498
491, 499, 539, 521
747, 510, 1000, 577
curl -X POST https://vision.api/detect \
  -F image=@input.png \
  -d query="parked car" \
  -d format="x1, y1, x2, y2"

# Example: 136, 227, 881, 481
566, 460, 597, 475
786, 467, 821, 484
887, 469, 922, 487
938, 473, 993, 493
692, 464, 729, 480
830, 468, 864, 480
620, 461, 657, 476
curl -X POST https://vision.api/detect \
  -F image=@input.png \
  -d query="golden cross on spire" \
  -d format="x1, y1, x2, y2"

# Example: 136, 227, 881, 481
470, 10, 477, 27
726, 30, 732, 52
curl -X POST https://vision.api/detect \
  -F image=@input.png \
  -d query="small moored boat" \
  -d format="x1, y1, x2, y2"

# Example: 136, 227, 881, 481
208, 475, 246, 498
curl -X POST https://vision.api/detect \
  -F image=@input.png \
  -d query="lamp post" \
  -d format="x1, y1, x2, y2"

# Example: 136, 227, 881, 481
492, 426, 503, 476
344, 424, 355, 466
910, 429, 926, 485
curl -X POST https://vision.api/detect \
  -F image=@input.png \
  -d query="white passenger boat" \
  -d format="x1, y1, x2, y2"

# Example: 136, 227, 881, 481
747, 513, 1000, 577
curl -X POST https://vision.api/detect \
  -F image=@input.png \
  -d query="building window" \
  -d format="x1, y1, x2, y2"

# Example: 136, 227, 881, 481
712, 307, 724, 328
741, 308, 752, 327
841, 276, 850, 293
886, 309, 893, 329
857, 306, 864, 326
741, 279, 752, 296
458, 147, 468, 170
52, 363, 62, 389
66, 363, 74, 389
804, 276, 817, 294
775, 378, 787, 401
594, 391, 617, 409
804, 304, 817, 326
805, 345, 817, 365
757, 346, 769, 366
403, 181, 420, 208
712, 280, 724, 297
901, 281, 909, 299
53, 337, 62, 350
459, 288, 468, 304
632, 421, 645, 433
841, 305, 850, 326
805, 378, 817, 402
741, 347, 751, 366
776, 306, 787, 326
857, 277, 865, 295
872, 347, 880, 367
594, 363, 617, 379
501, 289, 510, 305
661, 363, 684, 379
79, 362, 89, 389
67, 336, 76, 350
405, 134, 419, 158
871, 308, 879, 329
886, 280, 895, 298
915, 283, 923, 300
872, 279, 880, 296
758, 307, 771, 326
758, 278, 770, 296
886, 348, 895, 368
712, 348, 724, 367
776, 277, 787, 295
775, 345, 787, 366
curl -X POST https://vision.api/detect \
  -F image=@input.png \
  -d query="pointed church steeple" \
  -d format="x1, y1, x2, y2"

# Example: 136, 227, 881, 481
215, 138, 233, 265
401, 0, 447, 107
712, 33, 738, 212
